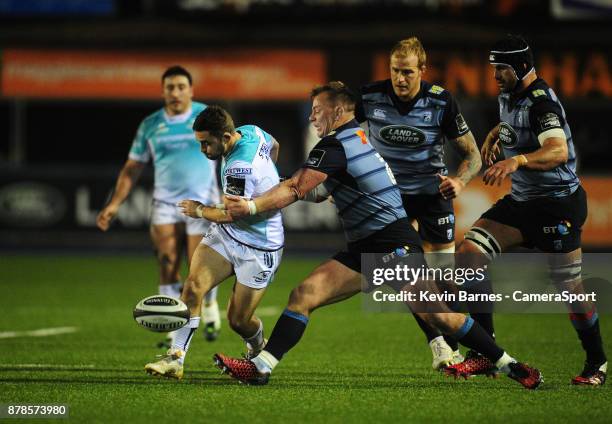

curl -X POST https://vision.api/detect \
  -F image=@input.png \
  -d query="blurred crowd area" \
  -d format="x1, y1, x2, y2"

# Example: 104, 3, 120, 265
0, 0, 611, 250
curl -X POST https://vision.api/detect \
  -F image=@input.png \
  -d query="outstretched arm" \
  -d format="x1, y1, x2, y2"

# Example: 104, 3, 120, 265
225, 167, 328, 219
178, 200, 234, 224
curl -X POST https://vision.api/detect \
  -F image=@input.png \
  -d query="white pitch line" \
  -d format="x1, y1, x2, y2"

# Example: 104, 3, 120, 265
220, 306, 280, 317
0, 326, 79, 339
0, 363, 95, 369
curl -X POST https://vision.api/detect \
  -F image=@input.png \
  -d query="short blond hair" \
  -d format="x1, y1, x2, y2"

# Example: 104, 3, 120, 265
390, 37, 427, 68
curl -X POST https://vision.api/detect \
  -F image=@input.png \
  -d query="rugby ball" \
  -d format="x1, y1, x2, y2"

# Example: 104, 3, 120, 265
133, 295, 190, 332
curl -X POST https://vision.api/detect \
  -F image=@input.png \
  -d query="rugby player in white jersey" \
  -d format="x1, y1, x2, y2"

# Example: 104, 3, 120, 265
143, 105, 283, 379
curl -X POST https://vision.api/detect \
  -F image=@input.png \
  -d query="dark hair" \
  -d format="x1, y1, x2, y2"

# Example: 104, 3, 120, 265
193, 105, 235, 138
161, 66, 192, 86
310, 81, 356, 112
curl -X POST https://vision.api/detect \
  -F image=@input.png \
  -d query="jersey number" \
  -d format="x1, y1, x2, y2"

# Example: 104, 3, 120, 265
375, 153, 397, 185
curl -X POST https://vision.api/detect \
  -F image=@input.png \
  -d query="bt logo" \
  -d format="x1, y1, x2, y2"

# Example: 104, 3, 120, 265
437, 214, 455, 226
543, 220, 571, 235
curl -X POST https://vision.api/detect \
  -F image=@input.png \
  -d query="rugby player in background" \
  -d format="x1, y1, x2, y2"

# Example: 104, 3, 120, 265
357, 37, 482, 369
446, 35, 607, 386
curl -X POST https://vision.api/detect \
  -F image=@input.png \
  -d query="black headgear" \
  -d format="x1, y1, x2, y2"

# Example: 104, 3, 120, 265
489, 35, 534, 81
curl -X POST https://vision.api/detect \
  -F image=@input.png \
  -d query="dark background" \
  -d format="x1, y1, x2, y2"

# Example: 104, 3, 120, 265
1, 0, 611, 251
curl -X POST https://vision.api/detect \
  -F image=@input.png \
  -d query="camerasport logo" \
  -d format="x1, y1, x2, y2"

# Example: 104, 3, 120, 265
0, 182, 66, 227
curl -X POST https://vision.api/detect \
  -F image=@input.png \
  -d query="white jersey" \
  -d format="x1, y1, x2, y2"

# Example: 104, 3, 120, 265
220, 125, 284, 251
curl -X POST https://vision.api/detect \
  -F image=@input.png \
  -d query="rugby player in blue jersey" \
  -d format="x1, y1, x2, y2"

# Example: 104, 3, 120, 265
96, 66, 222, 345
213, 81, 541, 389
445, 35, 607, 386
357, 37, 482, 369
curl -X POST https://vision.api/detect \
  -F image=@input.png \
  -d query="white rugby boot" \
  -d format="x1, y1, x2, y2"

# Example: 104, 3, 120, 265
145, 347, 184, 380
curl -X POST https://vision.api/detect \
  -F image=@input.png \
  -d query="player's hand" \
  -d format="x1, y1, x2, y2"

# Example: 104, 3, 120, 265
481, 133, 502, 166
96, 204, 119, 231
482, 158, 519, 186
438, 174, 465, 200
177, 199, 203, 218
224, 195, 250, 219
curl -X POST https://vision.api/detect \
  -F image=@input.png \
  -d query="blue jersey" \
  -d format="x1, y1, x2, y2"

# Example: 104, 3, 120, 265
303, 120, 406, 242
220, 125, 284, 251
497, 78, 579, 200
128, 102, 219, 205
357, 80, 470, 195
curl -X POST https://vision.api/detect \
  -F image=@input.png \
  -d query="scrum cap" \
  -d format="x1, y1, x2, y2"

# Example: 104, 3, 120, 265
489, 35, 534, 81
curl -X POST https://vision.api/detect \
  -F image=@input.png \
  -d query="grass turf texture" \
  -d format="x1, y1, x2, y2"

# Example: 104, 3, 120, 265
1, 255, 610, 423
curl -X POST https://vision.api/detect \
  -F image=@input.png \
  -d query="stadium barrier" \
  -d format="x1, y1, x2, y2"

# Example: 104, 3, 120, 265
1, 169, 611, 250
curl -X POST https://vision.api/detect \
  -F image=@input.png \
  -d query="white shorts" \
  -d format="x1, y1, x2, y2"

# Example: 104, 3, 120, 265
151, 200, 211, 236
201, 224, 283, 289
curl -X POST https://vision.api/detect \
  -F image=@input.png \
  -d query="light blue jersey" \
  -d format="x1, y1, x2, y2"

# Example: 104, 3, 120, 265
220, 125, 284, 251
128, 102, 219, 205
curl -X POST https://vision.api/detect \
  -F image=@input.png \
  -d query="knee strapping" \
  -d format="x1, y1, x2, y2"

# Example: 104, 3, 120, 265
464, 227, 501, 260
549, 260, 582, 285
425, 246, 455, 269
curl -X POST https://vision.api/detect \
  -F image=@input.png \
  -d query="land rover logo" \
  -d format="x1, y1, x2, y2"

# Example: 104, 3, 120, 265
498, 122, 518, 147
379, 125, 426, 147
0, 182, 66, 227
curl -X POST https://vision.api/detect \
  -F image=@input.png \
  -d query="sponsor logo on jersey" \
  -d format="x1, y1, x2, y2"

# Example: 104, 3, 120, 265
373, 108, 386, 119
532, 89, 546, 97
306, 149, 326, 167
429, 85, 444, 95
258, 142, 272, 159
224, 167, 252, 175
455, 113, 469, 134
538, 112, 562, 131
225, 175, 246, 196
379, 125, 427, 147
423, 111, 432, 122
498, 122, 518, 147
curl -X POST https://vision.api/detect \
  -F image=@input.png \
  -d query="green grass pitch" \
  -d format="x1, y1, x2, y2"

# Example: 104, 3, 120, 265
0, 255, 610, 423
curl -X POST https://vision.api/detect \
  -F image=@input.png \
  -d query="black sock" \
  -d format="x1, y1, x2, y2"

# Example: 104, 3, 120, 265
263, 309, 309, 361
444, 335, 459, 351
413, 313, 441, 342
452, 316, 504, 362
470, 313, 495, 340
466, 275, 495, 339
572, 316, 607, 365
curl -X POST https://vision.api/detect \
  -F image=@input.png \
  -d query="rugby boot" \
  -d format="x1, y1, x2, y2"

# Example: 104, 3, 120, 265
213, 353, 269, 385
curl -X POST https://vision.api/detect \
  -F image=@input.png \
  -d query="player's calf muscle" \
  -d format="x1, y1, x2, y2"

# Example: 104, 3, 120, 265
420, 312, 464, 334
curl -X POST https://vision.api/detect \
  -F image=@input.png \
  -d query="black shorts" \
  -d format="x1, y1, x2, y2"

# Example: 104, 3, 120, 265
481, 185, 587, 253
333, 217, 424, 273
401, 194, 455, 244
